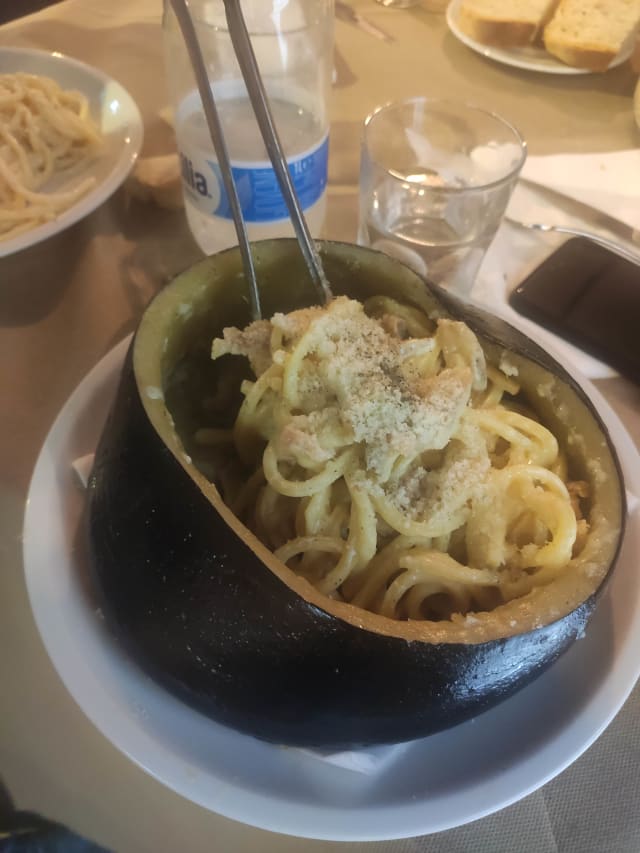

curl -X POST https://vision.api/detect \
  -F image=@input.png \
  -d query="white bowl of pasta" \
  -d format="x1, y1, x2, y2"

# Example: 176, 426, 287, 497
0, 47, 143, 257
85, 239, 626, 749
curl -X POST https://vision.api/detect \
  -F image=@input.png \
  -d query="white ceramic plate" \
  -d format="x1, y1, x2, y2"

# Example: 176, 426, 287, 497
23, 337, 640, 841
446, 0, 634, 75
0, 48, 143, 257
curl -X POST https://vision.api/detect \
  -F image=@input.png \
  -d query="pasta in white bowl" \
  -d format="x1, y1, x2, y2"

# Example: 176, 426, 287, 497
0, 72, 103, 241
0, 48, 143, 257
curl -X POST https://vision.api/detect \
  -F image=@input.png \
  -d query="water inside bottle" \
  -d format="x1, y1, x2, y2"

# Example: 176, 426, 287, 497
176, 91, 328, 253
180, 95, 324, 159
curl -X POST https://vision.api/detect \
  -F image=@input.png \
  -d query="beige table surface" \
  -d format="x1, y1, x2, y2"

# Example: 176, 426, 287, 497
1, 2, 640, 851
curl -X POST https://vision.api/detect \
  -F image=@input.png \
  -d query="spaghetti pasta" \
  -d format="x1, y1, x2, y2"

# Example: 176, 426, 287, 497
210, 295, 590, 622
0, 72, 102, 240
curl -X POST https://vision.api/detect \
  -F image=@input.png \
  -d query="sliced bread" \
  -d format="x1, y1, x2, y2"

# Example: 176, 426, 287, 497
544, 0, 640, 71
457, 0, 561, 47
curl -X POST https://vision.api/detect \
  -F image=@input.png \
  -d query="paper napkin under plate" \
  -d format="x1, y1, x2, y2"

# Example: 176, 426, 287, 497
520, 149, 640, 232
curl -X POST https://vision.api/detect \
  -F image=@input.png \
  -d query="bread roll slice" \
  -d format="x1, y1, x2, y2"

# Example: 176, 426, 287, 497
544, 0, 640, 71
457, 0, 561, 47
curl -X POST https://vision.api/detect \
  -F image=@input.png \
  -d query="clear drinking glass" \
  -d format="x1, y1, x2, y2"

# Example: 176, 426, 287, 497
358, 97, 526, 295
163, 0, 334, 255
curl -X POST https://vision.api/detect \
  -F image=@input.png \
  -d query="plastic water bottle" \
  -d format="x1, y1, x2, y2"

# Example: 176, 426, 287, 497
163, 0, 334, 255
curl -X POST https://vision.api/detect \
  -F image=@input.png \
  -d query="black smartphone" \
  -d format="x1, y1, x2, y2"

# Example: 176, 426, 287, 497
508, 237, 640, 385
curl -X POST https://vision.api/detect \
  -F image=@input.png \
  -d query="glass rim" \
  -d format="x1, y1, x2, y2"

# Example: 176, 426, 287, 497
362, 96, 527, 193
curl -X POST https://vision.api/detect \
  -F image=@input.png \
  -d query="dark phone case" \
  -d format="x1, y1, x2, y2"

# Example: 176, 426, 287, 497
509, 238, 640, 385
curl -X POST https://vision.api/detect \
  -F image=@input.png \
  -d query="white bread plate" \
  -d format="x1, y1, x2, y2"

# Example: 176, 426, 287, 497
446, 0, 635, 74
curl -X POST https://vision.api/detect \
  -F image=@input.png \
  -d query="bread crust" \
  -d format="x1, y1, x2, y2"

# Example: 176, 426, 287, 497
542, 36, 617, 71
543, 0, 640, 71
457, 8, 538, 46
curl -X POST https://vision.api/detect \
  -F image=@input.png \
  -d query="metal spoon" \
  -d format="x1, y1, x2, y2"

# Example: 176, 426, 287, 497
505, 215, 640, 266
170, 0, 262, 320
221, 0, 332, 305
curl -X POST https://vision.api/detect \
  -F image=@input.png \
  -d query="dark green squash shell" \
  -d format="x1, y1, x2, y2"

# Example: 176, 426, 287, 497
87, 240, 626, 748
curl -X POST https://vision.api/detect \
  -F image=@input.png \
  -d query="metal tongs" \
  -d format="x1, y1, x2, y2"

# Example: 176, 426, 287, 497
170, 0, 332, 320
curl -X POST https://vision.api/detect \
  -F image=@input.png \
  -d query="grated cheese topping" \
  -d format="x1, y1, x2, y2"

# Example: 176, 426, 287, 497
305, 298, 472, 475
214, 297, 479, 479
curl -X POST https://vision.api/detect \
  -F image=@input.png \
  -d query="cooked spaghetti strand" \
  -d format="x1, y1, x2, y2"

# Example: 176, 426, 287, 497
211, 296, 589, 622
0, 72, 102, 241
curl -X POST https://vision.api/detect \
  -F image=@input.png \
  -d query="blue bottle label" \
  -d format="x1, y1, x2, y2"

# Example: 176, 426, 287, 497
179, 134, 329, 223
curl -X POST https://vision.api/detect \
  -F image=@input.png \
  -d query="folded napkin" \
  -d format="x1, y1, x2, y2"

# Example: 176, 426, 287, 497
520, 149, 640, 232
472, 149, 640, 379
297, 741, 412, 775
